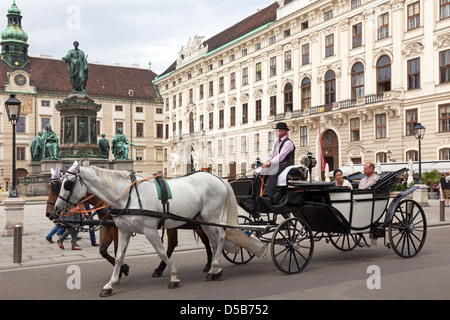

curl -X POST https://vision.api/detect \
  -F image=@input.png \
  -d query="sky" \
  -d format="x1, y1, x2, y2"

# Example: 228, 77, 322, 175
3, 0, 276, 74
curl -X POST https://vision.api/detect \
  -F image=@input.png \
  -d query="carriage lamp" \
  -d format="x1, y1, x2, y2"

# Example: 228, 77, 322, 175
413, 123, 426, 185
4, 94, 22, 198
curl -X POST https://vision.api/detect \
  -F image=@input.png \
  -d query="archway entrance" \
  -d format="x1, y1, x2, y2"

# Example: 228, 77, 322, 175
321, 129, 339, 173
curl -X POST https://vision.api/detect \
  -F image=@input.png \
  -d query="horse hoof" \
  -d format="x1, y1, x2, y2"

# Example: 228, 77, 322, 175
99, 289, 113, 297
206, 270, 222, 281
152, 270, 163, 278
121, 264, 130, 277
202, 264, 211, 273
168, 281, 180, 289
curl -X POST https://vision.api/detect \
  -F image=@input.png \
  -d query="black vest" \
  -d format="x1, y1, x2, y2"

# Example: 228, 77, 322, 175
278, 138, 295, 168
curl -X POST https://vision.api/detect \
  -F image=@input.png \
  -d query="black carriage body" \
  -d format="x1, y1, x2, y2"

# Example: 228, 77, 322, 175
230, 168, 407, 234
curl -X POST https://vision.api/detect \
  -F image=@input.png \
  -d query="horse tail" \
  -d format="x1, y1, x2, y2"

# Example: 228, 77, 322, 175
221, 179, 239, 227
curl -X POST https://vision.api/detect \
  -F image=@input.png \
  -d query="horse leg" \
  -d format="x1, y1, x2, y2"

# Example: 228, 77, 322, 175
100, 226, 129, 278
152, 228, 178, 277
144, 228, 180, 289
100, 229, 132, 297
197, 228, 212, 272
201, 225, 225, 281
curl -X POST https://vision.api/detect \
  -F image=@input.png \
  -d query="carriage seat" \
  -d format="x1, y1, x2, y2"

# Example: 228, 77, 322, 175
277, 165, 308, 186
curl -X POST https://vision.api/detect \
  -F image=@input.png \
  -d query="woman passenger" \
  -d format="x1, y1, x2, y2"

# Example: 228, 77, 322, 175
333, 169, 353, 189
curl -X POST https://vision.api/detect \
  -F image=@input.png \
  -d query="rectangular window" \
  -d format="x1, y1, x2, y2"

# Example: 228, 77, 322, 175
255, 100, 262, 121
324, 10, 333, 20
137, 149, 144, 162
440, 49, 450, 83
209, 112, 214, 130
156, 123, 163, 138
219, 110, 224, 129
17, 147, 25, 161
408, 2, 420, 30
284, 51, 292, 71
208, 141, 212, 157
209, 81, 214, 97
350, 118, 360, 142
172, 95, 176, 108
255, 62, 262, 81
439, 104, 450, 132
219, 77, 224, 93
116, 122, 123, 133
199, 84, 204, 99
270, 57, 277, 76
441, 0, 450, 20
325, 34, 334, 57
136, 122, 144, 137
270, 96, 277, 116
268, 131, 274, 150
115, 105, 123, 112
378, 13, 389, 39
254, 133, 260, 152
178, 120, 182, 137
217, 139, 223, 156
375, 114, 387, 139
255, 42, 261, 51
283, 28, 291, 38
406, 109, 418, 136
352, 23, 362, 48
351, 0, 361, 8
242, 48, 248, 57
242, 103, 248, 124
408, 58, 420, 90
241, 136, 247, 153
178, 93, 182, 106
136, 106, 144, 113
242, 67, 249, 85
269, 35, 276, 45
189, 89, 193, 103
41, 118, 50, 131
41, 100, 50, 107
302, 44, 309, 65
229, 137, 234, 154
230, 72, 236, 89
300, 126, 308, 147
230, 106, 236, 127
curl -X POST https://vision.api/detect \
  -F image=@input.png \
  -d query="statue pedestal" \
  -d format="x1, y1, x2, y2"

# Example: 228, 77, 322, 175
413, 184, 429, 207
111, 160, 134, 171
2, 197, 26, 236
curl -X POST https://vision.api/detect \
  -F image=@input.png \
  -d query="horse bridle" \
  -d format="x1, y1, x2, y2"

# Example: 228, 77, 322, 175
58, 170, 87, 208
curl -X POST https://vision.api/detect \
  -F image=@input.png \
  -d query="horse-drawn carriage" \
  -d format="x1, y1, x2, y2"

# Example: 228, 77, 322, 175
226, 164, 427, 274
49, 159, 426, 296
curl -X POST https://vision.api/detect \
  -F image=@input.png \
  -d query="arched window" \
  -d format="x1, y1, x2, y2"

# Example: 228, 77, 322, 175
284, 83, 293, 113
377, 55, 391, 93
376, 152, 387, 163
440, 148, 450, 160
325, 70, 335, 105
301, 78, 311, 110
351, 63, 364, 98
406, 150, 418, 161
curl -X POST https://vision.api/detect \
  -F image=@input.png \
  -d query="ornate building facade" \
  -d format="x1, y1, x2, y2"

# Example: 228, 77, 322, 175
0, 1, 163, 192
154, 0, 450, 177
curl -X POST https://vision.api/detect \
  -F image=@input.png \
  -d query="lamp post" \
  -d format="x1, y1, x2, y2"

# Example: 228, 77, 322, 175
414, 123, 426, 184
4, 94, 21, 198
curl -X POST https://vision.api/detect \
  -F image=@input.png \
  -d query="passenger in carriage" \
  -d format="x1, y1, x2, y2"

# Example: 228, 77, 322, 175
261, 122, 295, 204
359, 162, 380, 190
332, 169, 353, 189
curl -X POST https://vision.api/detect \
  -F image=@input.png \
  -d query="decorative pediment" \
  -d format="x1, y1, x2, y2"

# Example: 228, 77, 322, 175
176, 35, 209, 69
402, 42, 424, 58
434, 33, 450, 49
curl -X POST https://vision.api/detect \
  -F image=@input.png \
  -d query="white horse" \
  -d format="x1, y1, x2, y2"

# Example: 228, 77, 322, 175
52, 161, 239, 297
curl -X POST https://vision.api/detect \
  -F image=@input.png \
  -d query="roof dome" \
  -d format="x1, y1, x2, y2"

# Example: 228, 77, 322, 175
8, 2, 21, 15
1, 24, 28, 43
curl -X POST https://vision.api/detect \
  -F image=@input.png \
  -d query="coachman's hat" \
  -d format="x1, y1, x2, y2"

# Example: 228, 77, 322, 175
274, 122, 289, 131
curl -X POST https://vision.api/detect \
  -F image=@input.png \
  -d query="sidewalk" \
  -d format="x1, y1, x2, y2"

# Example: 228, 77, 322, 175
0, 195, 449, 271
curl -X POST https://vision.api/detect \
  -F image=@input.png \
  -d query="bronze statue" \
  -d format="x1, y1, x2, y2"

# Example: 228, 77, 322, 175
98, 134, 110, 159
111, 127, 134, 160
62, 41, 89, 93
30, 132, 43, 162
43, 124, 59, 160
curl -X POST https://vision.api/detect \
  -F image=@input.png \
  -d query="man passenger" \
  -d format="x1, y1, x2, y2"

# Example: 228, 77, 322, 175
359, 162, 380, 190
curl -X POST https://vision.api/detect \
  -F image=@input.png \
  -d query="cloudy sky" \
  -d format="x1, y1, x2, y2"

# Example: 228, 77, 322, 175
3, 0, 276, 74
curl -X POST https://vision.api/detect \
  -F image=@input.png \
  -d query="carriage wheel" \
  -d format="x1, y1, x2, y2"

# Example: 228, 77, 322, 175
388, 199, 427, 258
328, 233, 362, 251
271, 217, 314, 274
222, 216, 255, 265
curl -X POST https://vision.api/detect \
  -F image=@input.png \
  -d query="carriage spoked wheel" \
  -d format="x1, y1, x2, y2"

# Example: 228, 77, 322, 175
388, 199, 427, 258
328, 233, 363, 251
222, 215, 255, 265
271, 217, 314, 274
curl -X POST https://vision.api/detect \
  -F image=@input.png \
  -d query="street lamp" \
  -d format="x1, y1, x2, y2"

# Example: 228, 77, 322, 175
4, 94, 21, 198
414, 123, 426, 184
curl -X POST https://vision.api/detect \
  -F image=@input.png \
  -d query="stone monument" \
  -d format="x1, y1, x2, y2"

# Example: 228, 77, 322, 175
20, 41, 133, 196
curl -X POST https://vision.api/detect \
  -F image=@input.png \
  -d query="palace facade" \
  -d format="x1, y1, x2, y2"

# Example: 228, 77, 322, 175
0, 2, 164, 192
154, 0, 450, 178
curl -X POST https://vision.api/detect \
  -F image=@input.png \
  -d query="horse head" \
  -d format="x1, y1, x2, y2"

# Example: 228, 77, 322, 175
46, 165, 62, 220
53, 161, 88, 219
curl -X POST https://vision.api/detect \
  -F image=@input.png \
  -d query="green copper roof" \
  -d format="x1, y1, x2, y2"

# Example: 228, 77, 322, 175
1, 24, 28, 42
8, 1, 21, 15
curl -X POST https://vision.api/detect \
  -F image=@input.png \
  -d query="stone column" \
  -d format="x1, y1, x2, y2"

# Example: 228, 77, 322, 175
2, 197, 26, 236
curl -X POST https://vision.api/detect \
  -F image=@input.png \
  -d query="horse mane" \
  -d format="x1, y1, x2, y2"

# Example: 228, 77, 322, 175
87, 166, 152, 194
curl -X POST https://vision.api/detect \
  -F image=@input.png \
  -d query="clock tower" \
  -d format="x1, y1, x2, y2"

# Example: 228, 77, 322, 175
1, 1, 29, 68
